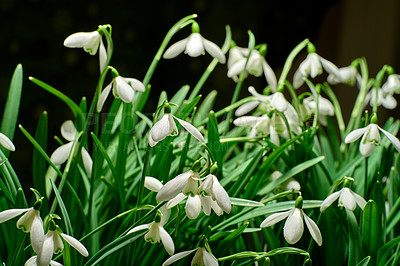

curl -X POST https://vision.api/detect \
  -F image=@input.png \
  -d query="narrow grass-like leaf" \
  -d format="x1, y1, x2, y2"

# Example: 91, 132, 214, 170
362, 200, 381, 265
230, 198, 264, 207
207, 111, 223, 177
170, 85, 190, 113
32, 111, 48, 202
176, 95, 201, 120
216, 221, 249, 255
377, 235, 400, 266
91, 132, 118, 184
1, 64, 23, 156
50, 179, 73, 235
29, 77, 85, 126
193, 90, 217, 126
356, 256, 371, 266
348, 210, 362, 266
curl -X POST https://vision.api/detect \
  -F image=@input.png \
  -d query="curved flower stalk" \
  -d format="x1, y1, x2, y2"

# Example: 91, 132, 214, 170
148, 104, 204, 147
345, 120, 400, 157
302, 96, 335, 126
127, 207, 174, 255
36, 220, 89, 266
227, 44, 276, 91
320, 179, 366, 212
260, 196, 322, 246
163, 237, 218, 266
97, 67, 145, 111
50, 120, 92, 177
0, 132, 15, 151
163, 21, 225, 64
63, 27, 108, 73
0, 197, 44, 254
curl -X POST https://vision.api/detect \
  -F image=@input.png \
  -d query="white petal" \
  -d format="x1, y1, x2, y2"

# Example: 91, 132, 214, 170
359, 131, 376, 157
159, 225, 175, 255
166, 193, 187, 209
351, 191, 367, 210
186, 33, 204, 57
200, 196, 212, 216
260, 210, 291, 228
203, 249, 219, 266
61, 233, 89, 257
379, 127, 400, 153
263, 61, 277, 92
0, 208, 29, 223
0, 132, 15, 151
283, 208, 304, 244
148, 114, 170, 147
303, 212, 323, 246
308, 53, 323, 78
211, 176, 231, 213
168, 114, 178, 136
210, 200, 223, 216
233, 116, 262, 127
144, 176, 163, 192
272, 92, 288, 112
235, 101, 260, 116
38, 232, 55, 266
319, 57, 339, 77
99, 39, 107, 73
203, 38, 226, 63
163, 38, 189, 59
185, 195, 202, 219
174, 116, 205, 143
320, 191, 341, 212
162, 249, 196, 266
339, 188, 356, 211
16, 208, 35, 232
345, 127, 368, 143
157, 171, 192, 202
50, 142, 73, 165
30, 213, 45, 254
160, 206, 171, 226
24, 256, 37, 266
114, 77, 134, 103
81, 148, 93, 177
227, 59, 246, 78
127, 223, 150, 235
53, 232, 64, 254
123, 77, 146, 92
381, 94, 397, 109
60, 120, 77, 142
63, 31, 99, 50
293, 69, 305, 89
50, 260, 64, 266
97, 82, 113, 112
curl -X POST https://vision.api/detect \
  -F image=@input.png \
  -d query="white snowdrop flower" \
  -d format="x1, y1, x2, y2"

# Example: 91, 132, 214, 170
37, 221, 89, 266
24, 255, 63, 266
260, 196, 322, 246
303, 96, 335, 126
235, 86, 271, 117
97, 70, 145, 112
326, 64, 358, 86
293, 53, 323, 89
320, 187, 366, 212
157, 169, 200, 202
163, 22, 225, 64
345, 122, 400, 157
50, 120, 92, 177
364, 88, 397, 110
0, 132, 15, 151
198, 172, 231, 215
127, 207, 174, 255
382, 74, 400, 94
163, 246, 218, 266
148, 106, 204, 147
63, 29, 107, 73
227, 46, 276, 91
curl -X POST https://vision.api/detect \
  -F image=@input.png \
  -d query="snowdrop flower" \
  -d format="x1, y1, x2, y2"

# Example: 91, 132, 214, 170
235, 86, 271, 117
163, 22, 225, 63
198, 169, 231, 215
260, 196, 322, 246
382, 74, 400, 94
227, 44, 276, 91
50, 120, 92, 177
148, 104, 204, 147
63, 29, 107, 73
127, 207, 174, 255
364, 88, 397, 110
320, 181, 366, 212
293, 52, 323, 89
302, 96, 335, 126
0, 199, 44, 254
37, 221, 89, 266
0, 132, 15, 151
326, 64, 358, 86
163, 238, 218, 266
157, 169, 200, 202
345, 120, 400, 157
97, 68, 145, 111
25, 256, 63, 266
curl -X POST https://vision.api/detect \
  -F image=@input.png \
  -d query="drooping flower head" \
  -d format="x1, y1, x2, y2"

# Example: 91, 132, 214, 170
163, 21, 226, 63
97, 66, 145, 111
0, 132, 15, 151
148, 102, 204, 147
260, 195, 322, 246
50, 120, 92, 177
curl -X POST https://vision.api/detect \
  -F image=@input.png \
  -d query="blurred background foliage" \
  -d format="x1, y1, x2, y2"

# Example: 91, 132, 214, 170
1, 0, 399, 184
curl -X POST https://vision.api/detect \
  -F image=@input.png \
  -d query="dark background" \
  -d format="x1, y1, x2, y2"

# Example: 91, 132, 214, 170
1, 0, 400, 181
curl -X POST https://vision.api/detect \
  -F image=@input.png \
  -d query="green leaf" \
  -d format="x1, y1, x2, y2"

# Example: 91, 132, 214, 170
348, 210, 362, 266
207, 111, 223, 178
29, 77, 84, 127
193, 90, 217, 126
32, 111, 48, 203
230, 198, 264, 207
377, 235, 400, 266
1, 64, 23, 156
216, 221, 249, 255
356, 256, 371, 266
176, 95, 201, 120
361, 200, 381, 265
170, 85, 190, 113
